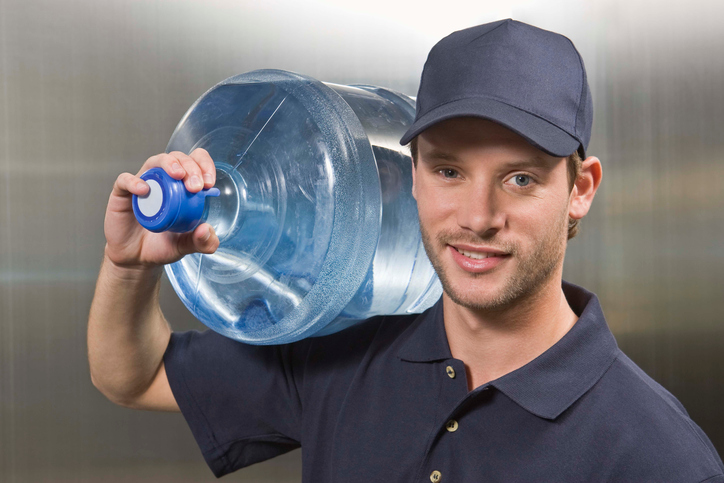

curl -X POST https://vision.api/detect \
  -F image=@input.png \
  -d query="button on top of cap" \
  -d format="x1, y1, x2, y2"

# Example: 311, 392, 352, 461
137, 179, 164, 217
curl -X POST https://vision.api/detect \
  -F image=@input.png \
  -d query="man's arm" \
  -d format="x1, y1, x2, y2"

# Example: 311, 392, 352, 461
87, 149, 219, 411
88, 256, 177, 410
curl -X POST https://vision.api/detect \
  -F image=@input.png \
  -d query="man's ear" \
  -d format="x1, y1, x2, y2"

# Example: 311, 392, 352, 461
569, 156, 602, 220
411, 157, 418, 201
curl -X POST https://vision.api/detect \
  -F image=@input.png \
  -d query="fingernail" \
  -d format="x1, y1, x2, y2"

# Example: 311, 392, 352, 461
203, 173, 213, 184
172, 163, 183, 174
137, 181, 147, 191
190, 176, 202, 190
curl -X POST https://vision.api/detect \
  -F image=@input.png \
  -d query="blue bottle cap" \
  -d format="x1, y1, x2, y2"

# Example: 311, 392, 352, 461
132, 167, 220, 233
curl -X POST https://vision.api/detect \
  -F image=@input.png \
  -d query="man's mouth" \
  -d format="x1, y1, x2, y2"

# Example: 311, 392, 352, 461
451, 246, 507, 260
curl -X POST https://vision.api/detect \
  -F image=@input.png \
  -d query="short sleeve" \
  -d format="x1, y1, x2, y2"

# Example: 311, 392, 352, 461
163, 329, 309, 477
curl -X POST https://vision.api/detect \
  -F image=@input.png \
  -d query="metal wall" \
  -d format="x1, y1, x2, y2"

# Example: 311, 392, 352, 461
1, 0, 722, 481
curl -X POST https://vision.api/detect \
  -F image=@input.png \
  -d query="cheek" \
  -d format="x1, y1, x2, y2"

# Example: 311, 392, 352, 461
509, 193, 568, 234
416, 189, 459, 225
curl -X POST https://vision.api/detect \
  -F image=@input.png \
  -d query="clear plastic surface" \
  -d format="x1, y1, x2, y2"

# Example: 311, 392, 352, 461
164, 70, 441, 344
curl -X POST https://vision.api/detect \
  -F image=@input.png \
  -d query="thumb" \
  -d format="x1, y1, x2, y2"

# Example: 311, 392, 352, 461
176, 224, 219, 257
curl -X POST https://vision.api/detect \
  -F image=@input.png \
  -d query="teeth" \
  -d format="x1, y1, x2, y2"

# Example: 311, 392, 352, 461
456, 247, 500, 260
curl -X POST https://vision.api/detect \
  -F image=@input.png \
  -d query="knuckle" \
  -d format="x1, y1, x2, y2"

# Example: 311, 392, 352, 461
158, 153, 184, 176
116, 172, 132, 185
139, 157, 155, 173
144, 153, 160, 165
168, 151, 186, 160
182, 161, 202, 176
201, 157, 215, 170
191, 148, 212, 163
181, 158, 198, 170
161, 153, 177, 165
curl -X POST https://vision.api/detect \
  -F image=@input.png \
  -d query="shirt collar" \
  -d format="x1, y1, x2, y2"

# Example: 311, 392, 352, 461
397, 281, 619, 420
397, 294, 452, 363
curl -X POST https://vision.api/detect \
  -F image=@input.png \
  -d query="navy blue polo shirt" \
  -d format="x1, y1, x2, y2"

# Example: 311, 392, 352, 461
164, 282, 724, 482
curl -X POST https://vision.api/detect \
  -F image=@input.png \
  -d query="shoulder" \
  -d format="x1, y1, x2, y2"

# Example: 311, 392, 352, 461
167, 311, 421, 381
302, 312, 421, 369
281, 312, 422, 418
578, 349, 724, 479
606, 350, 690, 415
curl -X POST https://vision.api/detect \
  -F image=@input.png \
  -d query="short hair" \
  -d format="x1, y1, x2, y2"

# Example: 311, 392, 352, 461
408, 137, 583, 240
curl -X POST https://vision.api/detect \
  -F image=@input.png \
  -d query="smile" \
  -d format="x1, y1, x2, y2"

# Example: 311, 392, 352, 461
448, 245, 509, 273
453, 247, 505, 260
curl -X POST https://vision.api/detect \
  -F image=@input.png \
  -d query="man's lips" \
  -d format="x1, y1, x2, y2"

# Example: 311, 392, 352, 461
448, 245, 509, 273
449, 243, 509, 257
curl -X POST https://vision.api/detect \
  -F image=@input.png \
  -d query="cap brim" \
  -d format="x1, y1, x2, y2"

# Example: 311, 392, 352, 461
399, 97, 581, 158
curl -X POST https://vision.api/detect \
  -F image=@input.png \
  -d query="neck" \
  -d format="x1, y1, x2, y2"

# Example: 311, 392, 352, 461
443, 274, 578, 392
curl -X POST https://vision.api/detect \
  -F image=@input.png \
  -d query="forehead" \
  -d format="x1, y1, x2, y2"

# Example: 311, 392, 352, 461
417, 117, 556, 163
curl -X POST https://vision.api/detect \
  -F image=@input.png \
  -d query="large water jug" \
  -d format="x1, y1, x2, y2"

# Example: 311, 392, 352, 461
133, 70, 442, 345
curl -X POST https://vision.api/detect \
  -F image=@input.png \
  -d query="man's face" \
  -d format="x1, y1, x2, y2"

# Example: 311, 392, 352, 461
412, 117, 573, 312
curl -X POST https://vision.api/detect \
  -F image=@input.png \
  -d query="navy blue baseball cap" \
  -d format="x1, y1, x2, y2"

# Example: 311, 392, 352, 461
400, 19, 593, 158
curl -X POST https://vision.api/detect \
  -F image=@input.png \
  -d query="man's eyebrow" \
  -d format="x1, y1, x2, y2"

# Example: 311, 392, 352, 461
504, 155, 555, 170
422, 149, 460, 162
421, 151, 555, 169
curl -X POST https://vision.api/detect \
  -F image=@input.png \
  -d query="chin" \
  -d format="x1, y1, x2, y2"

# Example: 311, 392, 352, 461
440, 252, 555, 312
443, 280, 516, 312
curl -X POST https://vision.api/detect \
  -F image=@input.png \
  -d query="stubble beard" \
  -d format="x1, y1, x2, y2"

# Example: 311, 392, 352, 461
419, 211, 568, 312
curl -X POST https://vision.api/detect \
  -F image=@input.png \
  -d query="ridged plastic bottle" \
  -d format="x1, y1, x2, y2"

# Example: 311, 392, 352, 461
134, 70, 441, 345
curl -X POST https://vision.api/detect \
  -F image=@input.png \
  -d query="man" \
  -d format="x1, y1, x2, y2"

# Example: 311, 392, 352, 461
88, 19, 724, 482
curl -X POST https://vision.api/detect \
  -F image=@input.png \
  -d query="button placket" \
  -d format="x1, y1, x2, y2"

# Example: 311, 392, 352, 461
440, 361, 468, 409
417, 361, 467, 483
439, 361, 467, 432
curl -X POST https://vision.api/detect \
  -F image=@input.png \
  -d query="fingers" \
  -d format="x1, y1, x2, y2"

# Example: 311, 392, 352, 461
190, 148, 216, 189
138, 153, 181, 178
113, 172, 149, 198
176, 224, 219, 257
174, 151, 204, 192
137, 149, 215, 193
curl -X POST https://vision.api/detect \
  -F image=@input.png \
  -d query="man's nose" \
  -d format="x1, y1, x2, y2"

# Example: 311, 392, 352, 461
455, 181, 506, 236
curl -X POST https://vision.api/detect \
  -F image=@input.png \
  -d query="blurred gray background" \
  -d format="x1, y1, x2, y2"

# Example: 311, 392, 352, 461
2, 0, 723, 481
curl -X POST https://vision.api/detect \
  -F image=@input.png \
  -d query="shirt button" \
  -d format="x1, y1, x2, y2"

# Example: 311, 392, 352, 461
445, 366, 455, 378
430, 470, 442, 482
446, 419, 458, 432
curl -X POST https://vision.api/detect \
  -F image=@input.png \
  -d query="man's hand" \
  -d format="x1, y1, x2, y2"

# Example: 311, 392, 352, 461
104, 148, 220, 270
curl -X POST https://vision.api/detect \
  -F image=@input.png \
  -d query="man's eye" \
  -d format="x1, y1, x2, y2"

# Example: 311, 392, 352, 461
510, 174, 531, 187
440, 169, 458, 179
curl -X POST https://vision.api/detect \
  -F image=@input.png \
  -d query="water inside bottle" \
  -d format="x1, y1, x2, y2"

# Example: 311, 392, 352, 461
163, 71, 441, 344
